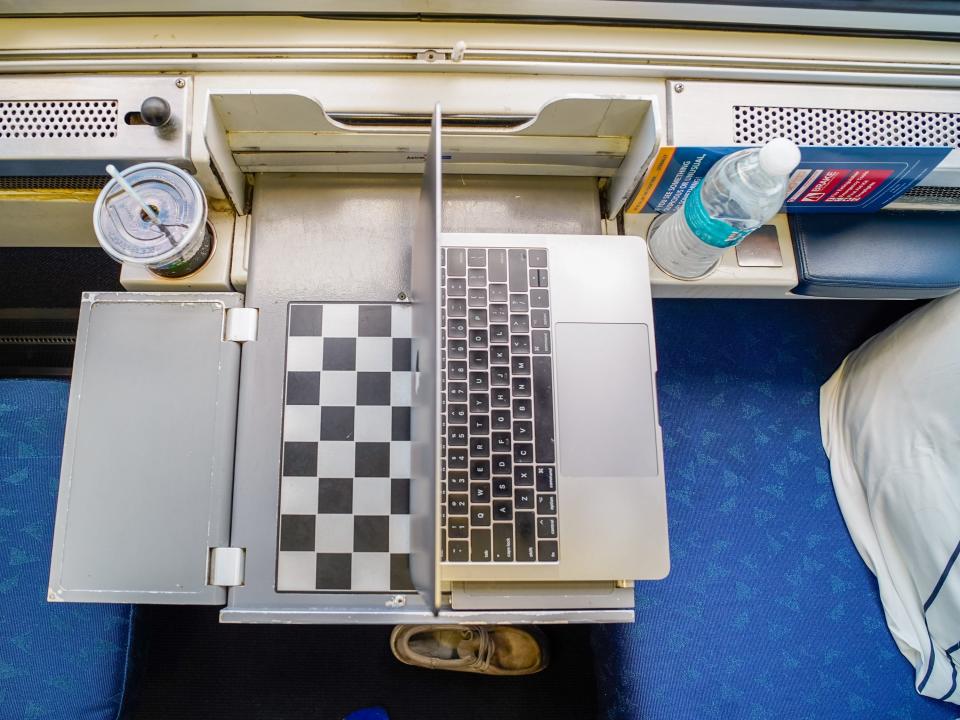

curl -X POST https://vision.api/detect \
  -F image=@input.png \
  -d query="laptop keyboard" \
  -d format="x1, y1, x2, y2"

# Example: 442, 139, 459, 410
440, 247, 559, 564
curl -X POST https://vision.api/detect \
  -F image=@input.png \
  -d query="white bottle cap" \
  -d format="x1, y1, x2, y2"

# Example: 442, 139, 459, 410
758, 137, 801, 177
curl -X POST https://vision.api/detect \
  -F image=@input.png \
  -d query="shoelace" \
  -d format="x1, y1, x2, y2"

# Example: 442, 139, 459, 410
460, 628, 495, 671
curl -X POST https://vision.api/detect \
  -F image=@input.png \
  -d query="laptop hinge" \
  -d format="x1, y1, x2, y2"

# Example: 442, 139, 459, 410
208, 547, 245, 587
224, 307, 258, 343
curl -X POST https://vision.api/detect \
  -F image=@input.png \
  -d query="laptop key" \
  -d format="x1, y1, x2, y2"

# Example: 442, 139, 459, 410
447, 297, 467, 317
447, 277, 466, 297
511, 335, 530, 354
467, 267, 487, 287
491, 388, 510, 408
493, 524, 514, 562
448, 318, 466, 339
537, 516, 558, 538
471, 415, 490, 435
510, 314, 530, 333
448, 381, 467, 400
470, 460, 490, 481
448, 449, 467, 469
511, 356, 530, 375
489, 283, 508, 302
513, 443, 533, 464
491, 453, 512, 475
490, 346, 509, 365
488, 250, 507, 282
470, 482, 489, 502
448, 472, 468, 491
447, 248, 466, 276
532, 356, 556, 463
448, 339, 467, 359
530, 288, 549, 308
448, 540, 468, 559
514, 466, 533, 486
537, 493, 557, 515
493, 500, 513, 522
492, 432, 511, 452
448, 426, 467, 446
513, 398, 532, 419
513, 420, 532, 441
471, 392, 489, 414
489, 303, 509, 322
508, 249, 528, 292
530, 309, 549, 328
467, 288, 487, 307
528, 248, 548, 268
467, 248, 487, 267
492, 409, 511, 430
536, 465, 557, 492
490, 324, 509, 343
468, 308, 488, 328
448, 493, 468, 515
509, 294, 529, 312
515, 512, 536, 561
468, 351, 488, 369
448, 403, 467, 423
536, 269, 548, 287
531, 330, 551, 355
470, 436, 489, 457
515, 488, 535, 509
538, 540, 559, 562
493, 477, 512, 497
471, 529, 491, 562
491, 366, 510, 386
469, 372, 488, 391
469, 329, 488, 348
471, 505, 491, 527
512, 376, 531, 397
528, 268, 540, 288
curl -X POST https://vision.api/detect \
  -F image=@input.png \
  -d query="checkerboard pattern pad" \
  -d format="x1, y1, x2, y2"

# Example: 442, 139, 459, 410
277, 303, 416, 593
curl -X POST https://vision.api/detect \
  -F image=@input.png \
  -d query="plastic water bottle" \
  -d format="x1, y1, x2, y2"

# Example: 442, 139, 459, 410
648, 138, 801, 279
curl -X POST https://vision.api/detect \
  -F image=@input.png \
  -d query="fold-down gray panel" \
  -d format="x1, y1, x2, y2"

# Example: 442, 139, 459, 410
48, 292, 242, 605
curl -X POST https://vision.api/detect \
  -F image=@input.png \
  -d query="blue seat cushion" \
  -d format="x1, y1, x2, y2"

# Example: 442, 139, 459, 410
0, 379, 135, 720
790, 211, 960, 299
593, 299, 956, 720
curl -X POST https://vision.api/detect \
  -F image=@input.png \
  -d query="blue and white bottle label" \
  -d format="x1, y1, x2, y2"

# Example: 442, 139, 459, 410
683, 186, 752, 249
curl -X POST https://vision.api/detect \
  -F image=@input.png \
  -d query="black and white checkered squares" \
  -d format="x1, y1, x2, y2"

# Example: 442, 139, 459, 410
278, 303, 415, 593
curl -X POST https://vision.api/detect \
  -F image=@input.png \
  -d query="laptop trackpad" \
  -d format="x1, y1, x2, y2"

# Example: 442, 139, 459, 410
555, 322, 658, 478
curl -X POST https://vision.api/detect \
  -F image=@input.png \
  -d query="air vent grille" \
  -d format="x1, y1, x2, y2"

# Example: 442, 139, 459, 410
0, 175, 109, 190
896, 185, 960, 205
734, 106, 960, 148
0, 100, 118, 139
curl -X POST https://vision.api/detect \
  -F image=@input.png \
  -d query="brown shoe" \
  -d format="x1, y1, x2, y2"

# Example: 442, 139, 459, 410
389, 624, 549, 675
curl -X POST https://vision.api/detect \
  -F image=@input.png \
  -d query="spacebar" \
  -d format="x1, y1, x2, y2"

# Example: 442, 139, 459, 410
532, 355, 556, 463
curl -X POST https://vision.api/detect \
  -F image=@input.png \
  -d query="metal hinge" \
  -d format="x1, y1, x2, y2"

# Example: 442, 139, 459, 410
208, 547, 245, 587
224, 307, 258, 343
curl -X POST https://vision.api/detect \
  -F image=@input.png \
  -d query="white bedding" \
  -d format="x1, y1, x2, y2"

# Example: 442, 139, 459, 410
821, 290, 960, 705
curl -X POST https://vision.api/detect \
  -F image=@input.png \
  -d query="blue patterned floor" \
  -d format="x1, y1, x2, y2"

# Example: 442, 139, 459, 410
593, 299, 955, 720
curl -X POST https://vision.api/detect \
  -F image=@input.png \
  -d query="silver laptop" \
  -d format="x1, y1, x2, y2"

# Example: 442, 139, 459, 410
410, 107, 668, 603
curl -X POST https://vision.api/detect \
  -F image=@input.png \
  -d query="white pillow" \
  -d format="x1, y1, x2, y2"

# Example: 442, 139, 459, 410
821, 290, 960, 705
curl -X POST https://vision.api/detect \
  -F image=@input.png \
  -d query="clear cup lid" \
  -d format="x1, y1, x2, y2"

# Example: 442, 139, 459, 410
93, 162, 207, 266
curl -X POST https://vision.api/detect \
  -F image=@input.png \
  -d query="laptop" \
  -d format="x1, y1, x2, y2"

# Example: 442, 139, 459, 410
410, 106, 668, 607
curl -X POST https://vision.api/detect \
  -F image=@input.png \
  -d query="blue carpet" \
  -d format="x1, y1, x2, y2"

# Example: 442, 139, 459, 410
0, 379, 134, 720
593, 299, 955, 720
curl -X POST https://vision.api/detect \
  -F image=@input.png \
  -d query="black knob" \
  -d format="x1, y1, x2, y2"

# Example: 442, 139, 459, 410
140, 97, 171, 127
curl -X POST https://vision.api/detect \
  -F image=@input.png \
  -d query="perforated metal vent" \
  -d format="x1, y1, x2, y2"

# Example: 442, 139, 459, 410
896, 185, 960, 206
0, 175, 109, 190
902, 185, 960, 200
0, 100, 118, 139
734, 106, 960, 148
